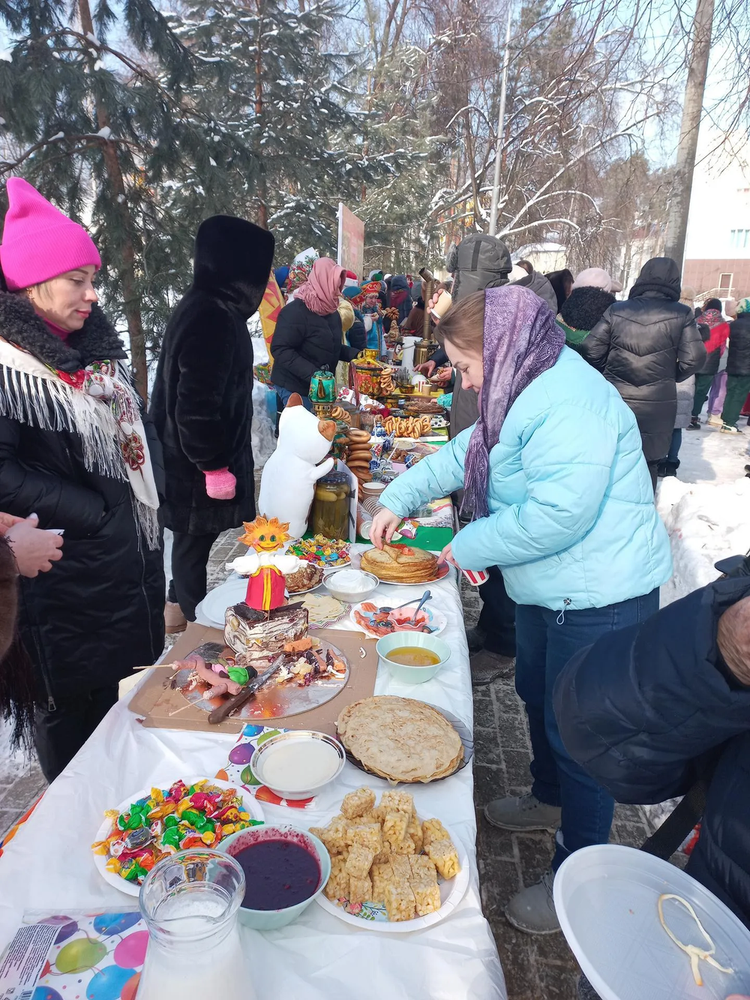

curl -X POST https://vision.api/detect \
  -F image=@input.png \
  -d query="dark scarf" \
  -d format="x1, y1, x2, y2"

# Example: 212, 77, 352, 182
463, 286, 565, 518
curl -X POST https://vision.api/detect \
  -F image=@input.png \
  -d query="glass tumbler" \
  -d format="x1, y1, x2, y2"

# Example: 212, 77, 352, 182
138, 849, 252, 1000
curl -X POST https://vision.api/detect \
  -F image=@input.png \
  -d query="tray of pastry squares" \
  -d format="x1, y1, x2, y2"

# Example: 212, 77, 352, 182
313, 786, 469, 931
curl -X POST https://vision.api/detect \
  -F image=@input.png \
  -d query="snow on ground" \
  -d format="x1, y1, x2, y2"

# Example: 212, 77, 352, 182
657, 421, 750, 605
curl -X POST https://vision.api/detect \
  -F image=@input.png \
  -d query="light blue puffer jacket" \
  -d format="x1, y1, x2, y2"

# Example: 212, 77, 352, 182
380, 347, 672, 611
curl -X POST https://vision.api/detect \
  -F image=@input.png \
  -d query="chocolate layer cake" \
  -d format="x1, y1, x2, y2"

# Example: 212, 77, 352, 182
224, 602, 308, 667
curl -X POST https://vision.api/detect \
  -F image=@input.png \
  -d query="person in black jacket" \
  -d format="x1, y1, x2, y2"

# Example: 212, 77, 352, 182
150, 216, 275, 631
0, 178, 165, 780
270, 257, 360, 405
555, 570, 750, 935
580, 257, 705, 488
720, 296, 750, 432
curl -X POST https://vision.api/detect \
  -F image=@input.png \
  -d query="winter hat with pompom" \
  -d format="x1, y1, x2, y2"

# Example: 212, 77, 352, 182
0, 178, 101, 291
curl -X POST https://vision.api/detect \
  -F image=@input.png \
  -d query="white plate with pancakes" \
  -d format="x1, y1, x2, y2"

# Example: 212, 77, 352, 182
357, 544, 450, 587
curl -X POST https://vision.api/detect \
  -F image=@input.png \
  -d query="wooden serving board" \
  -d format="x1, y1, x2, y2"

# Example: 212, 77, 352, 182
128, 623, 378, 737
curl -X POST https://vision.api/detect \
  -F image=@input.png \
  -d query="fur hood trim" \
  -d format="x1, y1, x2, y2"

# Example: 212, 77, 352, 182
0, 292, 126, 373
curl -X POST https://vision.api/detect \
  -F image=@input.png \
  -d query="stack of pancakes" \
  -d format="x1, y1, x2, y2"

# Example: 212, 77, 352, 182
360, 544, 438, 584
337, 696, 464, 782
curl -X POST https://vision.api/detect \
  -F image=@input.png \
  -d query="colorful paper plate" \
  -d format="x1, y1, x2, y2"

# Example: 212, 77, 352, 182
349, 600, 447, 639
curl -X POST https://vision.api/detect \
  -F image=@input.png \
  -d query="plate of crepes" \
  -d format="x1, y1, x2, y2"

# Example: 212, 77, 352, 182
359, 544, 449, 586
288, 535, 351, 568
350, 599, 447, 638
91, 777, 265, 896
284, 562, 325, 595
301, 593, 347, 628
336, 696, 468, 782
313, 787, 469, 930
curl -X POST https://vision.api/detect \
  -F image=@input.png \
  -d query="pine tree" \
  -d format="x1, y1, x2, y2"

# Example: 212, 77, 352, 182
0, 0, 220, 398
166, 0, 416, 259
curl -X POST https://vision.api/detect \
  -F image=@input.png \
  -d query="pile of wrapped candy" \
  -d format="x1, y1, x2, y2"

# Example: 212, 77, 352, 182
288, 534, 351, 566
91, 779, 262, 886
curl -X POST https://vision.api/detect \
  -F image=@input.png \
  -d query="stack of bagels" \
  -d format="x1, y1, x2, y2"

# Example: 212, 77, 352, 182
346, 428, 373, 487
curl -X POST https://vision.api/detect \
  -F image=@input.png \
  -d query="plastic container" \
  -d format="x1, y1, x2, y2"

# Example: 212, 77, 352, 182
249, 730, 346, 799
376, 632, 451, 684
310, 471, 351, 540
218, 825, 331, 930
554, 844, 750, 1000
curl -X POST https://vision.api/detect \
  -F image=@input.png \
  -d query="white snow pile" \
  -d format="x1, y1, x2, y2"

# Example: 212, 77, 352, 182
657, 475, 750, 606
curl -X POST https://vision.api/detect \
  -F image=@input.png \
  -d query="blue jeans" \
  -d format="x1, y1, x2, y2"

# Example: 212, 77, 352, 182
666, 428, 682, 464
515, 589, 659, 870
274, 385, 313, 412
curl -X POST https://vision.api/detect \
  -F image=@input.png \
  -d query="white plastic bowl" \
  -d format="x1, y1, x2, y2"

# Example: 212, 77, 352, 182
249, 730, 345, 800
376, 631, 451, 684
324, 568, 379, 603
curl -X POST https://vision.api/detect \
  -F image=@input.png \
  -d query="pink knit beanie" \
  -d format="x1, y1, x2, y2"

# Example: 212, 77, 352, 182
0, 177, 101, 291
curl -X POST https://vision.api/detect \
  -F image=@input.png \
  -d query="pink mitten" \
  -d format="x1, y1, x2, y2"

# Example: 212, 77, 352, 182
204, 467, 236, 500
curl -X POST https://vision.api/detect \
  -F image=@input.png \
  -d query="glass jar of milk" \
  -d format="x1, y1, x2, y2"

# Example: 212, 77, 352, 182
138, 849, 251, 1000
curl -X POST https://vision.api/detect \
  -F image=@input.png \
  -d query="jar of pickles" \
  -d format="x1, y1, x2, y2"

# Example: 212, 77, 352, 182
311, 472, 352, 540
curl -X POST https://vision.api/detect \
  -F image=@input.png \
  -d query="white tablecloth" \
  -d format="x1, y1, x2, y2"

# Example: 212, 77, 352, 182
0, 557, 507, 1000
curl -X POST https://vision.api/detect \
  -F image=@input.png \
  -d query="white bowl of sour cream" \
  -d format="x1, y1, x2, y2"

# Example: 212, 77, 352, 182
324, 568, 379, 603
250, 731, 346, 800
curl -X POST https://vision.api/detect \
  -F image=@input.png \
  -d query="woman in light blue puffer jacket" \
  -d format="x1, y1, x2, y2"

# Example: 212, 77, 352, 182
371, 285, 672, 935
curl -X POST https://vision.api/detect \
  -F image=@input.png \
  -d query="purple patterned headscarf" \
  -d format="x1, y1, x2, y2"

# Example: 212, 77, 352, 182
462, 285, 565, 519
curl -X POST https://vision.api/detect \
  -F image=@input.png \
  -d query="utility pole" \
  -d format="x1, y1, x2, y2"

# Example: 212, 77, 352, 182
663, 0, 714, 270
488, 2, 513, 237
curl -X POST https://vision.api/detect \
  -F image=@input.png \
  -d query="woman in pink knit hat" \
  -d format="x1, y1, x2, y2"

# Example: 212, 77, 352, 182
0, 177, 164, 781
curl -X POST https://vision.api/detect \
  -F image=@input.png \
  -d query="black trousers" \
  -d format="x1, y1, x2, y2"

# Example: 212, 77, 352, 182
35, 684, 119, 782
477, 565, 517, 657
167, 531, 219, 621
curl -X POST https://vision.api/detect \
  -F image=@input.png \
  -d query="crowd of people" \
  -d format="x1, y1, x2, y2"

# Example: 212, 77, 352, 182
0, 178, 747, 994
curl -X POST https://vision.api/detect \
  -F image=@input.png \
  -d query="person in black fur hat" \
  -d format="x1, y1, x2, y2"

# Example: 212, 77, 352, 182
580, 257, 705, 489
0, 178, 165, 779
557, 267, 621, 352
150, 216, 275, 632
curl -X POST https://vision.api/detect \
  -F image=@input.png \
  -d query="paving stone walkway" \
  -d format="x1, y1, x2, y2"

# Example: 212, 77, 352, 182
1, 531, 656, 1000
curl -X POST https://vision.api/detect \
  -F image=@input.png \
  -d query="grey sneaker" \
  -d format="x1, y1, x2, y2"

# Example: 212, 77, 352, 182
484, 793, 561, 832
505, 869, 560, 935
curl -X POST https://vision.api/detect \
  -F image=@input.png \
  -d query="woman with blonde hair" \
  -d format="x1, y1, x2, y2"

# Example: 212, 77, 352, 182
0, 178, 164, 779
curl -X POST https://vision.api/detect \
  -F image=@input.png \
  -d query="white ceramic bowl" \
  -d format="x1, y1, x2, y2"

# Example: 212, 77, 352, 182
249, 730, 346, 800
375, 631, 451, 684
219, 825, 331, 930
324, 568, 380, 603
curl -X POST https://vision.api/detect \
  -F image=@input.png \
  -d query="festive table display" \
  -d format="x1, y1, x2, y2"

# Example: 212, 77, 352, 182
0, 365, 510, 1000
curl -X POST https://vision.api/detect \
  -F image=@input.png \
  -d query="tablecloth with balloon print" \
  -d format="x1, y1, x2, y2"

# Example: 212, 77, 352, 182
0, 911, 146, 1000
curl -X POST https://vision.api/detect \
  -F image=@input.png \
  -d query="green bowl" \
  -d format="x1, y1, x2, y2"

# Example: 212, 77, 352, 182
376, 631, 451, 684
217, 824, 331, 930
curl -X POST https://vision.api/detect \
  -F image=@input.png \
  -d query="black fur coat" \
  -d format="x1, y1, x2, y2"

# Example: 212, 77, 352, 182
149, 216, 275, 535
0, 293, 165, 702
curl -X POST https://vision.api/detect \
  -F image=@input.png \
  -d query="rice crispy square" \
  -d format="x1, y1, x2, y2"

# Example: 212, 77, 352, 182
372, 847, 391, 864
324, 855, 350, 900
383, 810, 410, 848
411, 877, 442, 916
385, 880, 416, 922
345, 844, 375, 880
349, 823, 383, 854
425, 838, 460, 879
319, 815, 349, 855
380, 790, 414, 816
390, 855, 412, 881
422, 818, 450, 848
408, 814, 423, 852
341, 787, 376, 819
409, 855, 438, 882
370, 862, 394, 906
349, 874, 373, 905
391, 834, 417, 855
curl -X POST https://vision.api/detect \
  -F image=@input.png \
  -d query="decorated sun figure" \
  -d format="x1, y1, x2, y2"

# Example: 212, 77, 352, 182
226, 516, 302, 614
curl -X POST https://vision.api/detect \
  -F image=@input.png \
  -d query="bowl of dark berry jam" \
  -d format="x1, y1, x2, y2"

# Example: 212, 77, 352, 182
218, 824, 331, 929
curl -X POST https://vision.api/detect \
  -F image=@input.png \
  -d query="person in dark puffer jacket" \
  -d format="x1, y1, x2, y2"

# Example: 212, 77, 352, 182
270, 258, 360, 403
720, 296, 750, 432
555, 568, 750, 997
580, 257, 705, 488
689, 297, 730, 428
